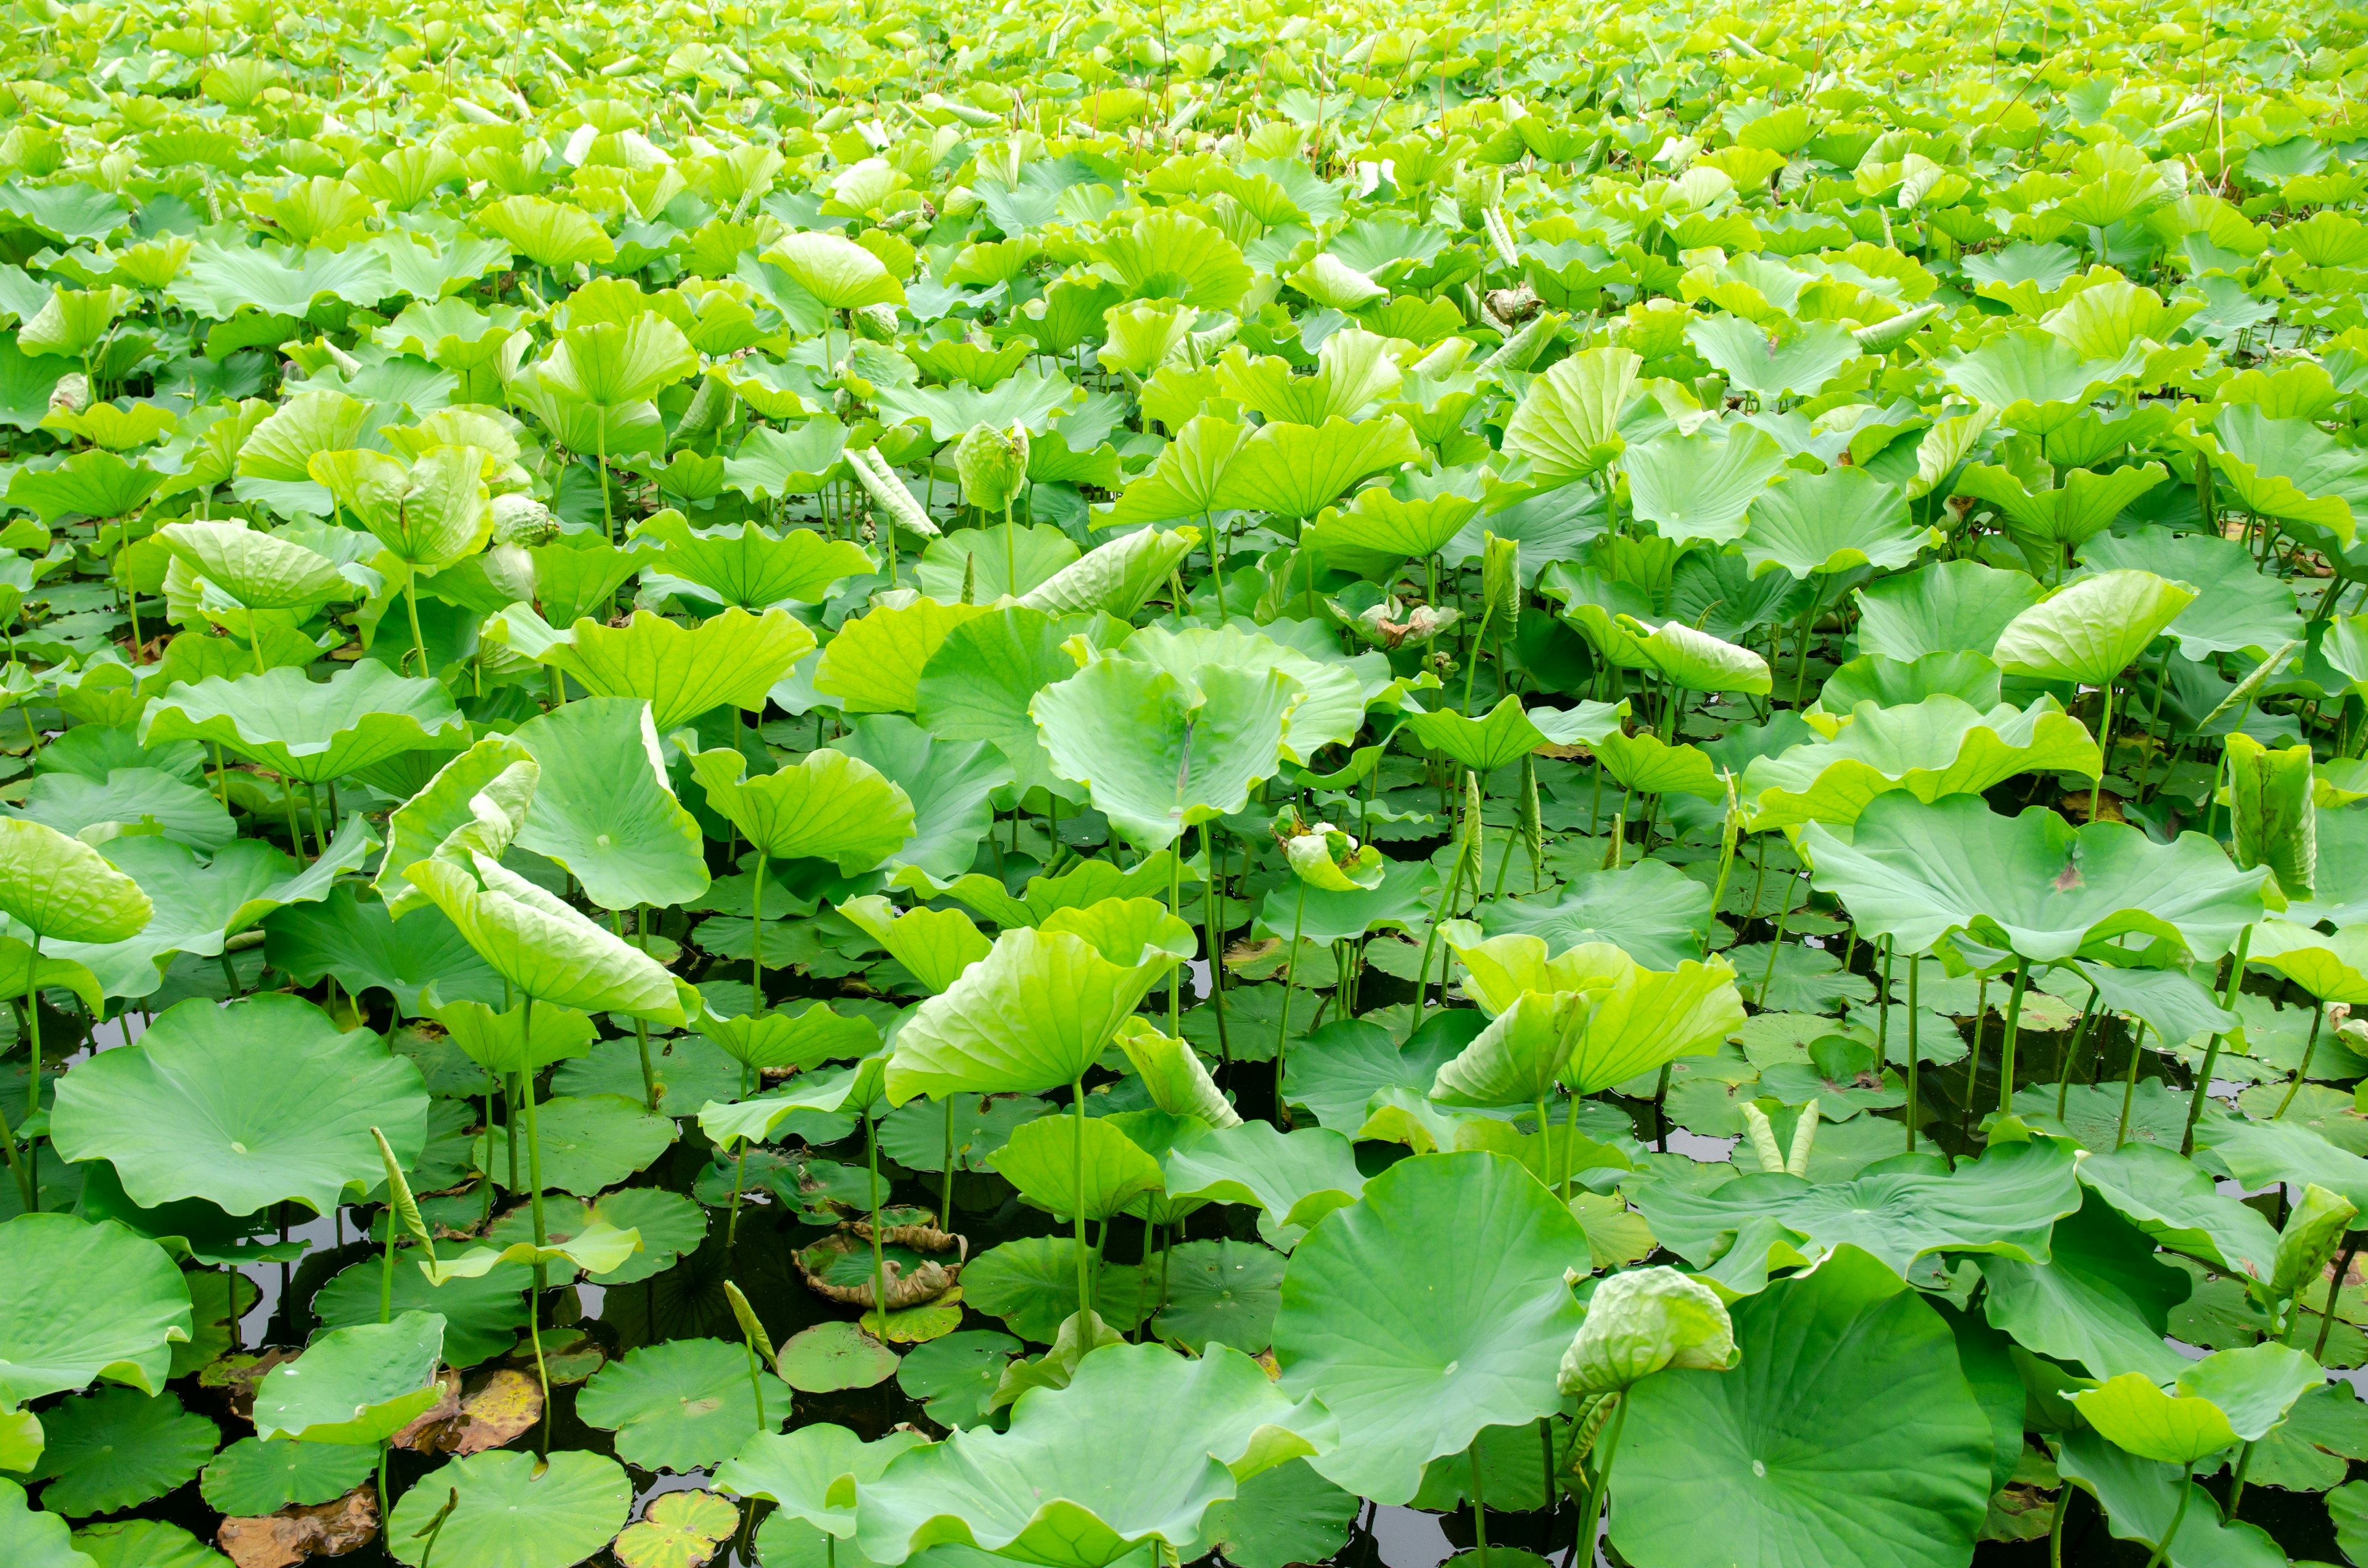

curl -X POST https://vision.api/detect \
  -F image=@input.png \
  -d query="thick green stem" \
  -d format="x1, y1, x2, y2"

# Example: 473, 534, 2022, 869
1202, 823, 1230, 1069
0, 1093, 31, 1213
2182, 924, 2255, 1155
20, 934, 38, 1211
1996, 958, 2031, 1117
520, 996, 548, 1303
633, 910, 657, 1112
2089, 681, 2116, 826
404, 575, 430, 680
750, 851, 768, 1011
865, 1106, 888, 1326
2058, 987, 2102, 1122
2118, 1021, 2151, 1151
1467, 1439, 1489, 1568
1579, 1395, 1628, 1565
941, 1095, 958, 1227
2141, 1479, 2192, 1568
2275, 1006, 2326, 1119
1275, 881, 1307, 1119
1071, 1077, 1092, 1321
1906, 952, 1921, 1155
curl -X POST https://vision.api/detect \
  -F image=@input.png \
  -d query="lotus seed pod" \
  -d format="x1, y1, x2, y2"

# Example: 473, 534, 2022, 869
489, 490, 561, 546
853, 301, 901, 341
47, 372, 88, 415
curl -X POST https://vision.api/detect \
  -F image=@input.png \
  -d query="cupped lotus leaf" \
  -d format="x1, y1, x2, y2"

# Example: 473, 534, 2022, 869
154, 520, 347, 610
1209, 416, 1421, 520
253, 1311, 446, 1445
0, 1477, 94, 1568
1609, 1246, 1992, 1568
11, 766, 235, 854
1161, 1121, 1367, 1250
853, 1341, 1334, 1568
2245, 921, 2368, 1004
1103, 415, 1252, 530
1306, 485, 1480, 560
1740, 696, 2101, 829
1558, 1266, 1738, 1394
1955, 461, 2169, 571
838, 896, 992, 995
1991, 568, 2197, 686
1501, 347, 1641, 483
1119, 625, 1367, 763
540, 316, 699, 408
577, 1338, 788, 1471
2207, 406, 2368, 543
2070, 1358, 2295, 1467
1476, 859, 1716, 972
765, 232, 906, 310
886, 903, 1194, 1101
912, 605, 1076, 793
697, 1057, 888, 1146
1690, 316, 1860, 400
2224, 734, 2316, 900
1449, 932, 1633, 1015
477, 195, 617, 268
2193, 1113, 2368, 1213
1033, 659, 1299, 852
424, 989, 598, 1077
6, 450, 168, 525
813, 599, 991, 716
1739, 467, 1933, 580
511, 699, 707, 910
421, 1218, 643, 1285
2075, 1143, 2279, 1283
0, 1215, 191, 1405
699, 1000, 881, 1073
1635, 1135, 2082, 1278
308, 445, 494, 569
1396, 696, 1551, 774
1090, 209, 1253, 311
1271, 1151, 1585, 1503
1113, 1018, 1240, 1128
538, 608, 816, 729
1852, 560, 2044, 661
634, 512, 874, 610
1589, 728, 1723, 799
1018, 525, 1200, 620
1431, 991, 1596, 1108
0, 818, 150, 943
714, 1424, 929, 1537
50, 993, 429, 1217
372, 736, 538, 916
385, 1448, 632, 1568
1563, 958, 1748, 1094
1284, 824, 1382, 893
1622, 618, 1772, 695
828, 715, 1014, 882
405, 851, 688, 1023
1936, 326, 2137, 412
687, 747, 914, 874
1802, 794, 2267, 963
991, 1113, 1166, 1222
140, 663, 467, 784
1219, 330, 1403, 426
1624, 422, 1788, 545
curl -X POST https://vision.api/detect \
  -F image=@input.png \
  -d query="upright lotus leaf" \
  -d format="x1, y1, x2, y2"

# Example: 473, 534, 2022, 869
837, 896, 992, 995
855, 1341, 1333, 1568
1501, 346, 1642, 482
1450, 932, 1634, 1015
2245, 922, 2368, 1005
1272, 1151, 1585, 1503
1564, 958, 1749, 1094
1396, 696, 1553, 775
1635, 1135, 2083, 1277
2206, 406, 2368, 543
991, 1114, 1166, 1221
51, 993, 427, 1217
1120, 625, 1369, 762
1304, 485, 1480, 560
1610, 1247, 1992, 1568
421, 1219, 643, 1285
0, 818, 151, 943
1091, 208, 1252, 310
2224, 734, 2315, 901
405, 851, 688, 1024
1017, 525, 1201, 618
139, 663, 467, 784
765, 231, 906, 310
913, 605, 1075, 792
698, 1001, 879, 1074
539, 316, 699, 409
1558, 1266, 1738, 1394
713, 1422, 929, 1537
1429, 938, 1630, 1107
1625, 422, 1788, 544
372, 736, 539, 916
686, 747, 914, 875
308, 445, 494, 569
2082, 529, 2303, 662
886, 901, 1195, 1101
0, 1215, 191, 1405
1114, 1017, 1241, 1128
1739, 468, 1933, 580
252, 1311, 446, 1445
154, 520, 348, 612
1208, 416, 1420, 520
1478, 859, 1716, 971
1991, 568, 2197, 686
509, 699, 707, 910
828, 714, 1016, 881
1740, 696, 2101, 829
812, 599, 993, 716
1852, 560, 2044, 661
633, 511, 874, 609
2074, 1344, 2322, 1464
1161, 1122, 1368, 1249
1801, 794, 2267, 963
384, 1449, 631, 1568
1033, 659, 1300, 852
535, 608, 815, 729
1591, 728, 1724, 799
1624, 618, 1772, 695
1689, 316, 1860, 401
1955, 461, 2169, 573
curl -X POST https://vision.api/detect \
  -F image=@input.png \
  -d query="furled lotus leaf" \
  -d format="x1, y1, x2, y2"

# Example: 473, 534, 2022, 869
1033, 659, 1300, 852
1558, 1266, 1738, 1394
405, 850, 688, 1023
1991, 568, 2196, 686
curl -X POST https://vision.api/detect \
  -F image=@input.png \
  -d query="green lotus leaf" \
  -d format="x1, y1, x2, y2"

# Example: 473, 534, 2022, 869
154, 520, 348, 610
533, 608, 816, 730
2225, 734, 2315, 900
1801, 794, 2266, 963
697, 1057, 888, 1146
372, 735, 539, 917
827, 715, 1009, 882
309, 445, 493, 570
1975, 1191, 2194, 1382
507, 698, 708, 911
913, 605, 1075, 794
253, 1310, 445, 1445
1117, 625, 1370, 763
1090, 208, 1252, 311
813, 599, 992, 715
1740, 695, 2100, 829
854, 1340, 1333, 1568
475, 1094, 678, 1196
140, 663, 467, 786
0, 1476, 94, 1568
2076, 1144, 2277, 1281
199, 1437, 377, 1516
2246, 920, 2368, 1004
1558, 1265, 1738, 1394
0, 818, 151, 943
1689, 315, 1860, 400
1206, 415, 1421, 520
1739, 468, 1933, 580
613, 1489, 740, 1568
51, 993, 427, 1216
1590, 728, 1723, 799
385, 1448, 631, 1568
2075, 1343, 2321, 1464
313, 1257, 528, 1371
1501, 346, 1640, 483
1991, 567, 2197, 687
765, 232, 906, 310
28, 1386, 216, 1517
990, 1113, 1165, 1223
2080, 528, 2301, 660
687, 746, 914, 874
1636, 1135, 2081, 1278
420, 988, 598, 1078
1162, 1122, 1368, 1251
538, 316, 699, 408
1034, 658, 1299, 852
1625, 422, 1788, 545
2193, 1113, 2368, 1213
1017, 525, 1200, 619
699, 999, 879, 1075
1610, 1246, 1991, 1568
2056, 1429, 2284, 1568
11, 765, 236, 854
406, 851, 688, 1022
1396, 694, 1552, 774
893, 1331, 1022, 1430
715, 1423, 929, 1536
775, 1322, 902, 1393
1112, 1018, 1240, 1129
2206, 405, 2368, 543
1475, 860, 1714, 972
422, 1217, 643, 1285
1851, 560, 2044, 661
477, 194, 616, 268
1622, 617, 1772, 695
1305, 485, 1479, 560
1957, 461, 2169, 573
1814, 651, 2003, 716
478, 1188, 704, 1286
6, 450, 169, 525
578, 1338, 788, 1471
633, 511, 872, 610
0, 1215, 191, 1406
838, 897, 991, 995
1270, 1151, 1583, 1503
1936, 326, 2139, 415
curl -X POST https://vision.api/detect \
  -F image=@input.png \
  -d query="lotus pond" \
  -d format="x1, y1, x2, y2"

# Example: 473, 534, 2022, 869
7, 0, 2368, 1565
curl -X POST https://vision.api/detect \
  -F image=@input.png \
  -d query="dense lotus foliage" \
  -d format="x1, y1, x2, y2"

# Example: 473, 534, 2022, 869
9, 0, 2368, 1564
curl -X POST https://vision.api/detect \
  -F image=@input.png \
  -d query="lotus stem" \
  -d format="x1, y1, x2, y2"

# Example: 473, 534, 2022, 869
1462, 602, 1493, 716
1071, 1075, 1092, 1321
404, 574, 430, 681
20, 934, 38, 1211
411, 1487, 459, 1568
1466, 1438, 1489, 1568
2275, 1006, 2325, 1119
0, 1094, 31, 1213
2181, 924, 2254, 1155
633, 910, 657, 1112
1274, 880, 1307, 1119
1537, 1415, 1556, 1512
2140, 1477, 2191, 1568
2314, 1241, 2358, 1362
941, 1095, 958, 1228
521, 1001, 548, 1298
1906, 951, 1920, 1157
1577, 1394, 1627, 1566
1996, 958, 2030, 1118
2089, 680, 2115, 825
751, 850, 768, 1012
2117, 1021, 2150, 1151
1170, 847, 1185, 1036
1202, 823, 1231, 1070
1758, 867, 1798, 1002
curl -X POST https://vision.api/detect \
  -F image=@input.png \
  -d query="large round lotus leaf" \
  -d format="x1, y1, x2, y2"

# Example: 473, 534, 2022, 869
1269, 1150, 1586, 1504
0, 1477, 92, 1568
1190, 1458, 1357, 1568
576, 1337, 788, 1471
1991, 567, 2197, 686
1739, 467, 1933, 580
961, 1240, 1151, 1343
894, 1332, 1022, 1431
139, 662, 467, 784
28, 1386, 218, 1517
1632, 1135, 2081, 1278
0, 818, 152, 943
50, 993, 429, 1217
1610, 1246, 1992, 1568
1801, 794, 2267, 963
253, 1311, 446, 1444
199, 1436, 377, 1516
314, 1257, 529, 1369
774, 1322, 900, 1394
0, 1214, 192, 1405
474, 1093, 678, 1197
69, 1519, 227, 1568
1150, 1239, 1286, 1355
1281, 1016, 1479, 1136
854, 1341, 1334, 1568
386, 1449, 631, 1568
714, 1422, 930, 1536
509, 697, 709, 912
